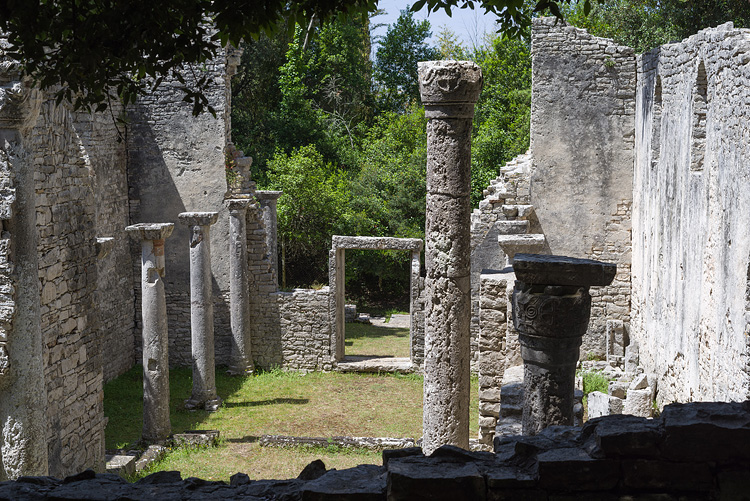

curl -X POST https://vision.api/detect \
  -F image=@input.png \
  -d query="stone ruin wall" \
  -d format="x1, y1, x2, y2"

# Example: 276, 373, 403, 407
0, 69, 131, 477
529, 18, 635, 356
632, 23, 750, 404
127, 50, 234, 368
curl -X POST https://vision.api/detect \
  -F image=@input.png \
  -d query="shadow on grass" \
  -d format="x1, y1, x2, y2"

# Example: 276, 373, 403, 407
345, 324, 409, 339
223, 397, 308, 408
104, 364, 253, 449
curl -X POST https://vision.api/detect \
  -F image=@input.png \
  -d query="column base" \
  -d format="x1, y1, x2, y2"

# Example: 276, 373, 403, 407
184, 397, 223, 412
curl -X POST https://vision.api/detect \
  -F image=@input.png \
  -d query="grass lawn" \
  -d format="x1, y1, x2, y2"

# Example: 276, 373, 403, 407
345, 322, 410, 358
104, 366, 479, 482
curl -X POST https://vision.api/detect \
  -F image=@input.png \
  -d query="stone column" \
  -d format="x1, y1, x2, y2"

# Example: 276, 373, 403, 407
179, 212, 222, 411
512, 253, 616, 435
0, 75, 48, 480
225, 199, 253, 375
126, 223, 174, 443
419, 60, 483, 454
255, 190, 282, 283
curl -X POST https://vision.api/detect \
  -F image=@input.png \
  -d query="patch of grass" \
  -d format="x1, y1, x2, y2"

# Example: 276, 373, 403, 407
345, 323, 410, 358
138, 443, 382, 483
105, 366, 479, 481
580, 371, 611, 395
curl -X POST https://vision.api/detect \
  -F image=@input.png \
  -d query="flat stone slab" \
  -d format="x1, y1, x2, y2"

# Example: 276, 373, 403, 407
513, 253, 617, 287
332, 235, 423, 251
178, 211, 219, 226
335, 356, 415, 373
125, 222, 174, 240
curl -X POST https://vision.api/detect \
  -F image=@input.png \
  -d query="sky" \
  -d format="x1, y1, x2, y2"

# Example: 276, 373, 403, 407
370, 0, 500, 53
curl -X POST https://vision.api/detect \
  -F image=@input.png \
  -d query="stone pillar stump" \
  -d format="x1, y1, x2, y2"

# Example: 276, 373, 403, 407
511, 253, 616, 435
419, 60, 483, 454
225, 199, 253, 375
179, 212, 222, 411
126, 222, 174, 443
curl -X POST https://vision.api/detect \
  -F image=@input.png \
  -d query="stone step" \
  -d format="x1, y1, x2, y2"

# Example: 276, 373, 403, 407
497, 233, 546, 265
502, 205, 535, 220
105, 453, 137, 478
496, 220, 529, 235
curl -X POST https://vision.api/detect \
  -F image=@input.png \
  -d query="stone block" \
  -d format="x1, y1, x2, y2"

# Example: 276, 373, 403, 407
623, 388, 652, 418
387, 457, 486, 501
624, 341, 639, 375
582, 414, 662, 458
621, 459, 713, 491
536, 447, 619, 491
661, 401, 750, 462
605, 319, 627, 362
608, 380, 629, 399
587, 391, 623, 419
302, 464, 386, 500
629, 373, 649, 391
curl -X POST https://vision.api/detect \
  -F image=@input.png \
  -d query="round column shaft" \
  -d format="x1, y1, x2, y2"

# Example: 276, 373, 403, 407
512, 253, 616, 435
419, 60, 483, 454
225, 199, 253, 375
179, 212, 221, 411
126, 223, 174, 443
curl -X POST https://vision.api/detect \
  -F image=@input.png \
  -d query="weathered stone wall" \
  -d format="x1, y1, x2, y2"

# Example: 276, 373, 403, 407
477, 272, 509, 447
530, 18, 635, 355
128, 50, 235, 367
72, 106, 134, 382
32, 98, 105, 477
632, 23, 750, 403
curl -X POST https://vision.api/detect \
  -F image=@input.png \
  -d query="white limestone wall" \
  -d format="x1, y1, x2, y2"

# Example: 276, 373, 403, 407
530, 19, 635, 355
632, 23, 750, 404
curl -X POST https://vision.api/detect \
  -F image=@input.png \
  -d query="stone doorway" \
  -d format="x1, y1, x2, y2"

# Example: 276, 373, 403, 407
329, 236, 423, 370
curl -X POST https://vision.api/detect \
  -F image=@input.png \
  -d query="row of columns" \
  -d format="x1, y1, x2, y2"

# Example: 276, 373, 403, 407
126, 193, 281, 442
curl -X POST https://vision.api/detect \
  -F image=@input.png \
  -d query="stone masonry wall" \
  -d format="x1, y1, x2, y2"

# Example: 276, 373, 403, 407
128, 50, 234, 367
530, 18, 635, 355
632, 23, 750, 403
72, 106, 134, 382
32, 98, 105, 476
477, 272, 509, 447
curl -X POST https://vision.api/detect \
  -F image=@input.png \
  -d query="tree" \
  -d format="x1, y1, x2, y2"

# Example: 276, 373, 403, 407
470, 35, 531, 205
0, 0, 587, 113
265, 145, 350, 288
373, 7, 439, 113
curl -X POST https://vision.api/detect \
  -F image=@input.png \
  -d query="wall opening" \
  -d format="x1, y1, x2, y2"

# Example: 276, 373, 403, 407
690, 61, 708, 172
330, 236, 423, 369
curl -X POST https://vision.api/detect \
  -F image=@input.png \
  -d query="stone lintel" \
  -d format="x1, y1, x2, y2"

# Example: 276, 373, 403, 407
255, 190, 283, 201
178, 212, 219, 227
225, 198, 253, 212
126, 223, 174, 241
513, 253, 616, 287
418, 60, 483, 106
95, 237, 115, 259
331, 235, 423, 252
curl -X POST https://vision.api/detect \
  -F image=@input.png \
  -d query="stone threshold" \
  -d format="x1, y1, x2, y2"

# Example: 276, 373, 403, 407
334, 356, 415, 373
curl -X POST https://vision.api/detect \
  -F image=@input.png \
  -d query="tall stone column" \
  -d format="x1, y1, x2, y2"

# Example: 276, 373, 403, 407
419, 60, 483, 454
512, 253, 616, 435
225, 200, 253, 375
255, 190, 282, 283
179, 212, 222, 411
126, 223, 174, 443
0, 75, 48, 480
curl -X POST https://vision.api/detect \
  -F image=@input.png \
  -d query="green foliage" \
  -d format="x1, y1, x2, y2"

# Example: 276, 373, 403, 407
266, 145, 350, 288
373, 7, 439, 113
580, 371, 611, 395
564, 0, 750, 53
470, 35, 532, 206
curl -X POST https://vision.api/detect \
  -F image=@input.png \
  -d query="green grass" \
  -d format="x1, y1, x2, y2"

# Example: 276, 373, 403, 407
104, 366, 480, 482
345, 323, 410, 357
580, 370, 611, 395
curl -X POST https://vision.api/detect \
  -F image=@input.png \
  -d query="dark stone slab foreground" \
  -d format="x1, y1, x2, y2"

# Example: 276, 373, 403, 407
3, 401, 750, 500
513, 253, 617, 287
